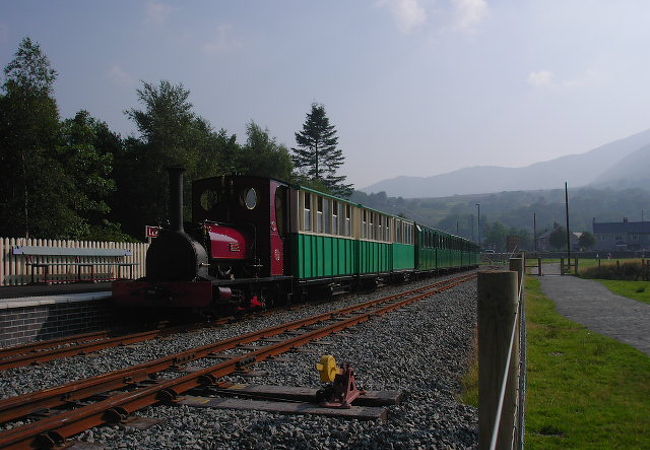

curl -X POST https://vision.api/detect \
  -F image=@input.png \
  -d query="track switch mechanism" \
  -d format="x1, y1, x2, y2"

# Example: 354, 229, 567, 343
315, 355, 365, 408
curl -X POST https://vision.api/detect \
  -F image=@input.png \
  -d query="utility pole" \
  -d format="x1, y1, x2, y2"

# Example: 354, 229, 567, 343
533, 212, 537, 252
565, 182, 571, 263
476, 203, 481, 248
470, 215, 475, 242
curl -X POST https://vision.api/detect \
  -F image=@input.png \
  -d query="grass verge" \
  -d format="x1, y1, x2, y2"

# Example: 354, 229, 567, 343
596, 279, 650, 306
526, 277, 649, 448
460, 276, 650, 448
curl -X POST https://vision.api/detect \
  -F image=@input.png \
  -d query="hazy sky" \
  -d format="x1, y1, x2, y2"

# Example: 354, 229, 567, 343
2, 1, 650, 188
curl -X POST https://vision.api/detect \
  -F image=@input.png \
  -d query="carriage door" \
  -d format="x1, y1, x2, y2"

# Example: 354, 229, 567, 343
270, 182, 287, 275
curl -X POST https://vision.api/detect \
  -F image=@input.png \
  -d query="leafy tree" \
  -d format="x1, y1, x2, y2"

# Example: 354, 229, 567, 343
0, 37, 62, 237
291, 103, 352, 197
579, 231, 596, 249
57, 110, 120, 238
549, 224, 567, 249
238, 121, 293, 180
484, 221, 508, 251
117, 80, 249, 237
119, 81, 201, 234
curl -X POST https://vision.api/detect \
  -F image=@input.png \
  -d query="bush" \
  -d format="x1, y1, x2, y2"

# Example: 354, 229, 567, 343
580, 261, 644, 281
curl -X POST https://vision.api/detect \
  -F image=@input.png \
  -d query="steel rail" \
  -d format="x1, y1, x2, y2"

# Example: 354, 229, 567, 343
0, 274, 474, 449
0, 314, 242, 371
0, 329, 169, 371
0, 279, 467, 449
0, 330, 112, 360
0, 274, 475, 424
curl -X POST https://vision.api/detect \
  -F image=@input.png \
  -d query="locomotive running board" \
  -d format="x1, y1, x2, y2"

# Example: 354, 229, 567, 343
210, 275, 293, 286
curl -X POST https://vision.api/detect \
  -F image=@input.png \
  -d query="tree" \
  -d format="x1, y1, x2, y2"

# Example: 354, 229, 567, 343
0, 37, 62, 237
57, 110, 119, 238
549, 224, 567, 249
579, 231, 596, 249
484, 221, 508, 251
291, 103, 352, 197
239, 121, 293, 180
117, 80, 247, 236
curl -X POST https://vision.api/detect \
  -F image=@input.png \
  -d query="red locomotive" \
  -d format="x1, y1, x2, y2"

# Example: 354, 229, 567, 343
113, 167, 292, 312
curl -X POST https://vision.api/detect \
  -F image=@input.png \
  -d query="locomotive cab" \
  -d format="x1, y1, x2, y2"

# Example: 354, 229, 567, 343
192, 176, 291, 280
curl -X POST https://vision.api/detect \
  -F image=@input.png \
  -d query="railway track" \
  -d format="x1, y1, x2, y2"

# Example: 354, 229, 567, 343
0, 309, 290, 371
0, 272, 475, 449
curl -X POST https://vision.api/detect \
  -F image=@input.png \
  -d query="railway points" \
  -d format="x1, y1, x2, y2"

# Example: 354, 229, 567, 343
0, 168, 483, 448
0, 273, 478, 449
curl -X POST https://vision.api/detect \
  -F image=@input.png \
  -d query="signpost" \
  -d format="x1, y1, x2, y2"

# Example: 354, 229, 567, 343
145, 225, 161, 243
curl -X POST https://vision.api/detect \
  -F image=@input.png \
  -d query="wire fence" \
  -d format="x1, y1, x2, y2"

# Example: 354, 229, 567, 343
478, 256, 527, 450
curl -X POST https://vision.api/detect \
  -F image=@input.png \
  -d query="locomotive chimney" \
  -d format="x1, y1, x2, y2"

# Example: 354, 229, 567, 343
168, 166, 185, 233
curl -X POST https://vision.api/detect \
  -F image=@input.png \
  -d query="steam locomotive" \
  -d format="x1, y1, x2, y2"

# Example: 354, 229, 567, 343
113, 168, 479, 312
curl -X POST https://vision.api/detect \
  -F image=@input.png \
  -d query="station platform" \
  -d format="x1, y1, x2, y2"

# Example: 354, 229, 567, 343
0, 282, 111, 300
0, 283, 114, 347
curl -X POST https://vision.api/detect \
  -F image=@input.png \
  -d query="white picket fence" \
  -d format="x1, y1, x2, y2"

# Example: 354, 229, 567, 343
0, 237, 149, 286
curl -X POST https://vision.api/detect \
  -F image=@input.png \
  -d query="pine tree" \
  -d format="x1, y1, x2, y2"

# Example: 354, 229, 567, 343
291, 103, 353, 197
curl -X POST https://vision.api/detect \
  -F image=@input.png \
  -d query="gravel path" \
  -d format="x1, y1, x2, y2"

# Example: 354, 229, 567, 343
1, 275, 479, 449
539, 275, 650, 356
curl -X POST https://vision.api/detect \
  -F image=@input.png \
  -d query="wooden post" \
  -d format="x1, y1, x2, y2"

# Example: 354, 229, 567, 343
574, 257, 579, 275
560, 258, 564, 275
478, 271, 519, 450
537, 257, 542, 276
598, 258, 601, 268
509, 258, 523, 291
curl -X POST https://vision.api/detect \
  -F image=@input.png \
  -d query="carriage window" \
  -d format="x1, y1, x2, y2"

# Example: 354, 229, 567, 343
386, 218, 390, 242
345, 205, 351, 236
377, 214, 384, 241
323, 198, 331, 234
362, 210, 367, 238
304, 193, 312, 231
332, 201, 339, 235
369, 213, 375, 240
317, 196, 324, 233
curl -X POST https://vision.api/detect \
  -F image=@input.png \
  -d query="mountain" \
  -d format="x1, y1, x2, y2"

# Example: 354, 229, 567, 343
361, 129, 650, 198
592, 144, 650, 190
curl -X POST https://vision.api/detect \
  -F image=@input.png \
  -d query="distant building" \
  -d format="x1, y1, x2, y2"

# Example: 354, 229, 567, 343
592, 218, 650, 250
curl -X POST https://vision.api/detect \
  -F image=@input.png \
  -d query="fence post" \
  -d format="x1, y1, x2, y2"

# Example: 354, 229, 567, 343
537, 258, 542, 276
478, 270, 518, 450
574, 257, 578, 275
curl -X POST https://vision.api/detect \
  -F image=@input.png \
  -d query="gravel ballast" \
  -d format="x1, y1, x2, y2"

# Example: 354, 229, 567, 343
1, 274, 478, 448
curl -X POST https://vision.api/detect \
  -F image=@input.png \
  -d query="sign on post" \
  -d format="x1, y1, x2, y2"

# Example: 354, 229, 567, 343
145, 225, 161, 240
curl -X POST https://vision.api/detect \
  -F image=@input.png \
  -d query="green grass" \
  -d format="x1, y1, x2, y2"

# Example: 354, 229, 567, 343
596, 279, 650, 306
460, 277, 650, 448
525, 277, 650, 449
